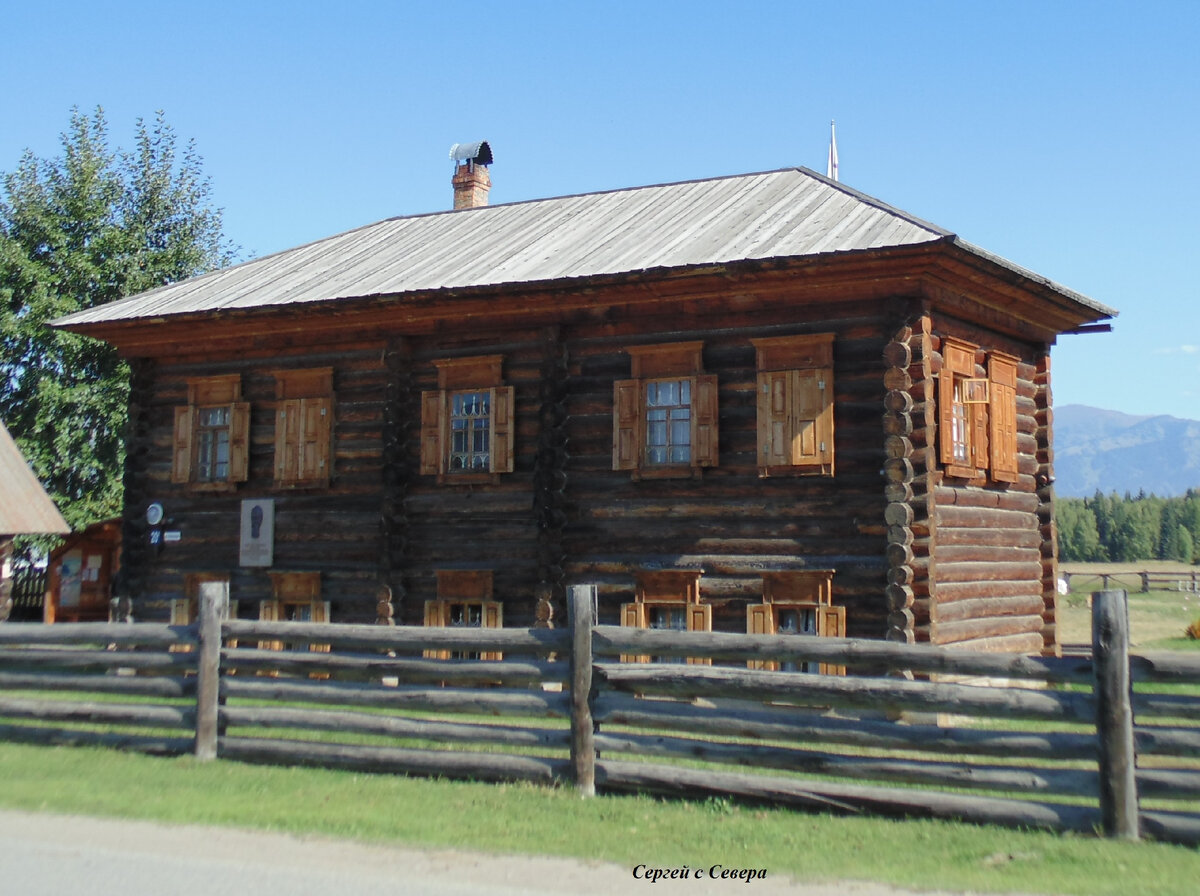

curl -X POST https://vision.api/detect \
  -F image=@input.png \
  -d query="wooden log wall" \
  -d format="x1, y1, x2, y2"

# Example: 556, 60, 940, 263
128, 342, 391, 624
915, 321, 1051, 653
559, 300, 894, 638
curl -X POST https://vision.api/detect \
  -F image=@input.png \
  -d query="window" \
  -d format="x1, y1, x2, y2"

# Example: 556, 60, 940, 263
421, 356, 514, 481
938, 338, 1019, 483
613, 342, 718, 478
752, 334, 835, 477
747, 571, 843, 674
172, 375, 250, 489
273, 368, 333, 488
425, 570, 503, 660
620, 570, 711, 664
259, 571, 329, 655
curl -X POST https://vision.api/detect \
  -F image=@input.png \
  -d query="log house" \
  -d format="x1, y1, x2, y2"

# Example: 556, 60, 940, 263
54, 157, 1115, 655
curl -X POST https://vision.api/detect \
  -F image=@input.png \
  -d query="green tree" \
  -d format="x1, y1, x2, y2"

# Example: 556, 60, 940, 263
1057, 498, 1104, 561
1, 107, 234, 533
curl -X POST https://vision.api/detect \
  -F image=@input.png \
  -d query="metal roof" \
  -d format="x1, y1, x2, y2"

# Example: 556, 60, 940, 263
0, 421, 70, 535
54, 167, 1114, 328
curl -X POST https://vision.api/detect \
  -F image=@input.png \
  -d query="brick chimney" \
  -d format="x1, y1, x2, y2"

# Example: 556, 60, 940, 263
449, 141, 493, 209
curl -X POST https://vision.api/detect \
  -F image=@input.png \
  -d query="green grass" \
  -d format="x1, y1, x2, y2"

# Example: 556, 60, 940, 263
0, 741, 1197, 896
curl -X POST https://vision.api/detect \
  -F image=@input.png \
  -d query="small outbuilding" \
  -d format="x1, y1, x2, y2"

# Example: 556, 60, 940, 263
0, 420, 70, 621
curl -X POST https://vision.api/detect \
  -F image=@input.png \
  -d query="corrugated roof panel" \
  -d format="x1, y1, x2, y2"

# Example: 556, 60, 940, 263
57, 167, 1086, 328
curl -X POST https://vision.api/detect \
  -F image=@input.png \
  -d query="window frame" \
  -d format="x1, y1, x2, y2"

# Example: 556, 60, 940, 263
619, 570, 711, 664
272, 367, 334, 489
421, 356, 514, 483
747, 570, 843, 674
937, 337, 1021, 484
751, 334, 835, 477
172, 375, 250, 491
613, 342, 718, 479
259, 571, 329, 655
425, 570, 503, 660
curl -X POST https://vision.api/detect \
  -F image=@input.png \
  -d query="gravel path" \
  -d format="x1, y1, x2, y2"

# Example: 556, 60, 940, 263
0, 809, 992, 896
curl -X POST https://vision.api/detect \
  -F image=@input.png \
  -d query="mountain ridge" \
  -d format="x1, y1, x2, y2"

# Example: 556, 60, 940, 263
1053, 404, 1200, 497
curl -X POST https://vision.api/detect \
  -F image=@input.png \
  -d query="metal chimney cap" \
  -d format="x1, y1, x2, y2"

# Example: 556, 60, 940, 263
449, 141, 493, 166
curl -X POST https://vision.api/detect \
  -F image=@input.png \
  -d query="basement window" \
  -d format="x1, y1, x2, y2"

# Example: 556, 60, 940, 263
620, 570, 711, 664
424, 570, 503, 660
747, 571, 844, 675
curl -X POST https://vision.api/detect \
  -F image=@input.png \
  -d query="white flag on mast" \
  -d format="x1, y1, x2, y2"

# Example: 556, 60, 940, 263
826, 120, 839, 181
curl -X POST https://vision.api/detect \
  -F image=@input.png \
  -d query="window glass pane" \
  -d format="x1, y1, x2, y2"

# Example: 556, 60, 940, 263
196, 405, 232, 481
448, 390, 491, 472
644, 379, 692, 465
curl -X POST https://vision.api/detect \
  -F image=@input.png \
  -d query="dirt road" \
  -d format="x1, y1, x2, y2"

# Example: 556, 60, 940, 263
0, 809, 987, 896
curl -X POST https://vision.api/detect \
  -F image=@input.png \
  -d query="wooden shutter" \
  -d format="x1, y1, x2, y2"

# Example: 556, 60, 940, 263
274, 399, 302, 482
258, 599, 283, 652
489, 386, 515, 474
792, 368, 834, 470
938, 366, 958, 468
818, 605, 847, 676
612, 379, 641, 471
746, 604, 778, 671
758, 371, 791, 469
419, 391, 445, 476
423, 600, 450, 660
686, 602, 710, 666
619, 602, 649, 663
171, 406, 195, 483
989, 355, 1019, 483
691, 374, 719, 468
298, 398, 332, 482
228, 402, 251, 482
481, 600, 504, 661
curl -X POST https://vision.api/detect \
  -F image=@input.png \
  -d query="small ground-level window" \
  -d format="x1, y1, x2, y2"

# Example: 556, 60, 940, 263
260, 571, 329, 656
748, 570, 843, 674
425, 570, 503, 660
619, 570, 711, 664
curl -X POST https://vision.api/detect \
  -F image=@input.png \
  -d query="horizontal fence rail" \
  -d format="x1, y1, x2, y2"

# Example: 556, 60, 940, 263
0, 586, 1198, 845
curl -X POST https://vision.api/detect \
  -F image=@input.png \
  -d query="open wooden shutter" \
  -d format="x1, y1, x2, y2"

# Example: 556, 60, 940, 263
612, 379, 641, 471
171, 406, 195, 483
274, 399, 301, 482
685, 602, 712, 666
937, 366, 958, 467
989, 355, 1019, 483
691, 374, 719, 468
489, 386, 515, 474
299, 398, 332, 483
747, 604, 777, 671
481, 600, 504, 661
758, 371, 791, 470
817, 605, 847, 676
258, 599, 283, 653
792, 368, 833, 471
423, 599, 450, 660
228, 402, 251, 482
420, 391, 445, 476
970, 400, 989, 472
619, 602, 649, 663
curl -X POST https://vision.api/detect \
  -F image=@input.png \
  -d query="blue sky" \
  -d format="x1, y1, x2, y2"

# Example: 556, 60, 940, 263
4, 1, 1198, 420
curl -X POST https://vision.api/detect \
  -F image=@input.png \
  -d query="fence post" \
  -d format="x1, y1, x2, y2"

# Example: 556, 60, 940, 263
568, 584, 596, 797
1092, 589, 1138, 840
194, 579, 228, 761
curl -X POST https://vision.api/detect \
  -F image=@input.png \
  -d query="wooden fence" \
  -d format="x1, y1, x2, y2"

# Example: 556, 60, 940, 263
1, 587, 1198, 846
1062, 570, 1200, 594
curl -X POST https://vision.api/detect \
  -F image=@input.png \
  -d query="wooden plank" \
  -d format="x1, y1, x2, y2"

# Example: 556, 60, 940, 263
218, 736, 570, 785
594, 662, 1095, 722
594, 729, 1097, 796
221, 677, 571, 718
590, 625, 1094, 683
0, 671, 194, 699
593, 691, 1098, 759
0, 697, 193, 729
223, 620, 569, 655
595, 759, 1100, 834
0, 623, 196, 647
194, 580, 227, 761
220, 705, 568, 749
0, 648, 197, 673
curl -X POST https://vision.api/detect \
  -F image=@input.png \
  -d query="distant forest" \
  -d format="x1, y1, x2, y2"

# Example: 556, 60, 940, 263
1057, 490, 1200, 563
